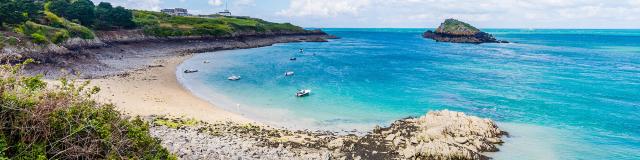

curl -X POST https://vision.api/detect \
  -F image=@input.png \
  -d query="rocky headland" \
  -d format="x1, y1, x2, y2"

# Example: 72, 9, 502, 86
423, 19, 507, 44
150, 110, 507, 160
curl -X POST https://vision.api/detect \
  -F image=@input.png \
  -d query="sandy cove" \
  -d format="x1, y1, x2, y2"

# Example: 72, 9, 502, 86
90, 55, 253, 124
85, 53, 507, 160
32, 32, 506, 159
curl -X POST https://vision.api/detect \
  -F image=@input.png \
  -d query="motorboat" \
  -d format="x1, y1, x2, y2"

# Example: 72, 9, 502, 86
296, 89, 311, 97
184, 69, 198, 73
203, 60, 210, 63
285, 71, 295, 76
228, 75, 241, 81
290, 57, 297, 61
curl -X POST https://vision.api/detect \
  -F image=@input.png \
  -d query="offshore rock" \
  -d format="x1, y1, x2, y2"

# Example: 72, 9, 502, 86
423, 19, 508, 44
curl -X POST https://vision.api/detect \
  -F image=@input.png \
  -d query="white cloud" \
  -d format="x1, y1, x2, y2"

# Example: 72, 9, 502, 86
208, 0, 223, 6
235, 0, 255, 6
277, 0, 371, 17
276, 0, 640, 28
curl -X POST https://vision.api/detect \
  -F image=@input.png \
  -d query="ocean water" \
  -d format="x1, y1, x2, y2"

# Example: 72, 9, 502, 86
177, 28, 640, 159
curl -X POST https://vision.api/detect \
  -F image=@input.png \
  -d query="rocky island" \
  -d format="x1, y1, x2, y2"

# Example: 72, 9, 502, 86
423, 19, 508, 44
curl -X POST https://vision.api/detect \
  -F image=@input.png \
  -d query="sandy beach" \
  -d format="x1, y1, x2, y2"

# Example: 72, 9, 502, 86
90, 55, 253, 124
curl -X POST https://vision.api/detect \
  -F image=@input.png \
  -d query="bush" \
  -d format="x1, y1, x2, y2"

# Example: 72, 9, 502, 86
19, 21, 69, 44
51, 30, 70, 44
133, 10, 306, 37
30, 33, 47, 44
0, 60, 176, 159
94, 3, 135, 30
44, 11, 95, 39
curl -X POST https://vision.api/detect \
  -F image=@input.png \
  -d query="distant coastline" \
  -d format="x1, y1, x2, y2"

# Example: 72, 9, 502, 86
21, 29, 336, 78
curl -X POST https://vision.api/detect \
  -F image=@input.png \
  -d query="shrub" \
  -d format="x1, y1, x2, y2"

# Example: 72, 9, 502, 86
19, 21, 69, 44
44, 11, 95, 39
95, 3, 135, 30
30, 33, 47, 44
0, 60, 176, 159
133, 10, 306, 37
51, 30, 70, 44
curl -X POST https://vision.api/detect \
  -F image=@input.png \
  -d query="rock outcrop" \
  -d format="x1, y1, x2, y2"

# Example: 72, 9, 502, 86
150, 110, 507, 160
423, 19, 508, 44
4, 29, 335, 78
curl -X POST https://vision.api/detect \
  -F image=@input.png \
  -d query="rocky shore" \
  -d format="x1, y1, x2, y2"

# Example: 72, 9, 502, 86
423, 19, 507, 44
2, 29, 335, 78
150, 110, 507, 160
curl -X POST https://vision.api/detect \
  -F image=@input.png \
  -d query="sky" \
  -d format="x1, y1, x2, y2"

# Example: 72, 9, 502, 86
91, 0, 640, 29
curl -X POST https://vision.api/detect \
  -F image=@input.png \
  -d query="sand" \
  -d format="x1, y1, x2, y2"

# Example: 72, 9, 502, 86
89, 55, 253, 124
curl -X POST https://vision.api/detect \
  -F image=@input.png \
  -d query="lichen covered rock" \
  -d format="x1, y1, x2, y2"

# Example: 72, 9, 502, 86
374, 110, 507, 160
424, 19, 508, 44
435, 19, 481, 36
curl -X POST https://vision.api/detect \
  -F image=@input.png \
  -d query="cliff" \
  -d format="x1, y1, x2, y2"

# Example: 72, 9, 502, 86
423, 19, 507, 44
1, 29, 335, 78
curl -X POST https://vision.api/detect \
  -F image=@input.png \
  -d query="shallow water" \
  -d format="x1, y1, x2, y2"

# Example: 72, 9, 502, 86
178, 28, 640, 159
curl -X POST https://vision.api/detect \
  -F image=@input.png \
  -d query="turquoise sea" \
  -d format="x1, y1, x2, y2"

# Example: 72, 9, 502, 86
177, 28, 640, 159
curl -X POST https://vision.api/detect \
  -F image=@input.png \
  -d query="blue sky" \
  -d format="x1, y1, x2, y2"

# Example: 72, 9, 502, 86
91, 0, 640, 29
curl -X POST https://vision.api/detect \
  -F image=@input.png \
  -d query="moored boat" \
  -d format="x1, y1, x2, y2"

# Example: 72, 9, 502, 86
184, 69, 198, 73
296, 89, 311, 97
228, 75, 241, 81
285, 71, 295, 76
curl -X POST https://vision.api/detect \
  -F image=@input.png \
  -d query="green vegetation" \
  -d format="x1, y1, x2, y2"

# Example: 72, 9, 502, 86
1, 0, 306, 43
0, 35, 19, 49
435, 18, 481, 36
44, 11, 95, 39
17, 21, 70, 44
0, 0, 133, 44
134, 10, 305, 37
153, 117, 199, 129
94, 2, 135, 30
0, 60, 176, 159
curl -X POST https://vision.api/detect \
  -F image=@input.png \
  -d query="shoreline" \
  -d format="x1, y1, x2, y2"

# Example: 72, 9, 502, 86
90, 54, 255, 124
31, 32, 337, 127
36, 31, 508, 159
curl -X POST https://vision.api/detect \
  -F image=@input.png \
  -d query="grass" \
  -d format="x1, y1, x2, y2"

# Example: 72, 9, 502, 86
133, 10, 305, 37
17, 21, 69, 44
0, 59, 176, 159
437, 19, 480, 35
153, 117, 199, 129
44, 11, 95, 40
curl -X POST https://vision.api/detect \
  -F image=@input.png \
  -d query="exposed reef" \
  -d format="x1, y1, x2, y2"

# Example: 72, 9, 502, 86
423, 19, 508, 44
150, 110, 507, 160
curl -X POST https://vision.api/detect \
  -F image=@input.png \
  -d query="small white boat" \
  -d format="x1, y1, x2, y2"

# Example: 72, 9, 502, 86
296, 89, 311, 97
299, 49, 304, 53
228, 75, 241, 81
203, 60, 210, 63
284, 71, 295, 76
184, 69, 198, 73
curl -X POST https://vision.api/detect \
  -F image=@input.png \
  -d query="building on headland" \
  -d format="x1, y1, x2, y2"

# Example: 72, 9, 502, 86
217, 0, 232, 16
161, 8, 192, 16
218, 9, 232, 16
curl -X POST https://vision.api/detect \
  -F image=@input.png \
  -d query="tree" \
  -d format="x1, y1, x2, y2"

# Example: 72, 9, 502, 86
111, 6, 135, 28
94, 2, 135, 30
68, 0, 95, 26
47, 0, 70, 17
0, 0, 27, 25
16, 0, 43, 20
